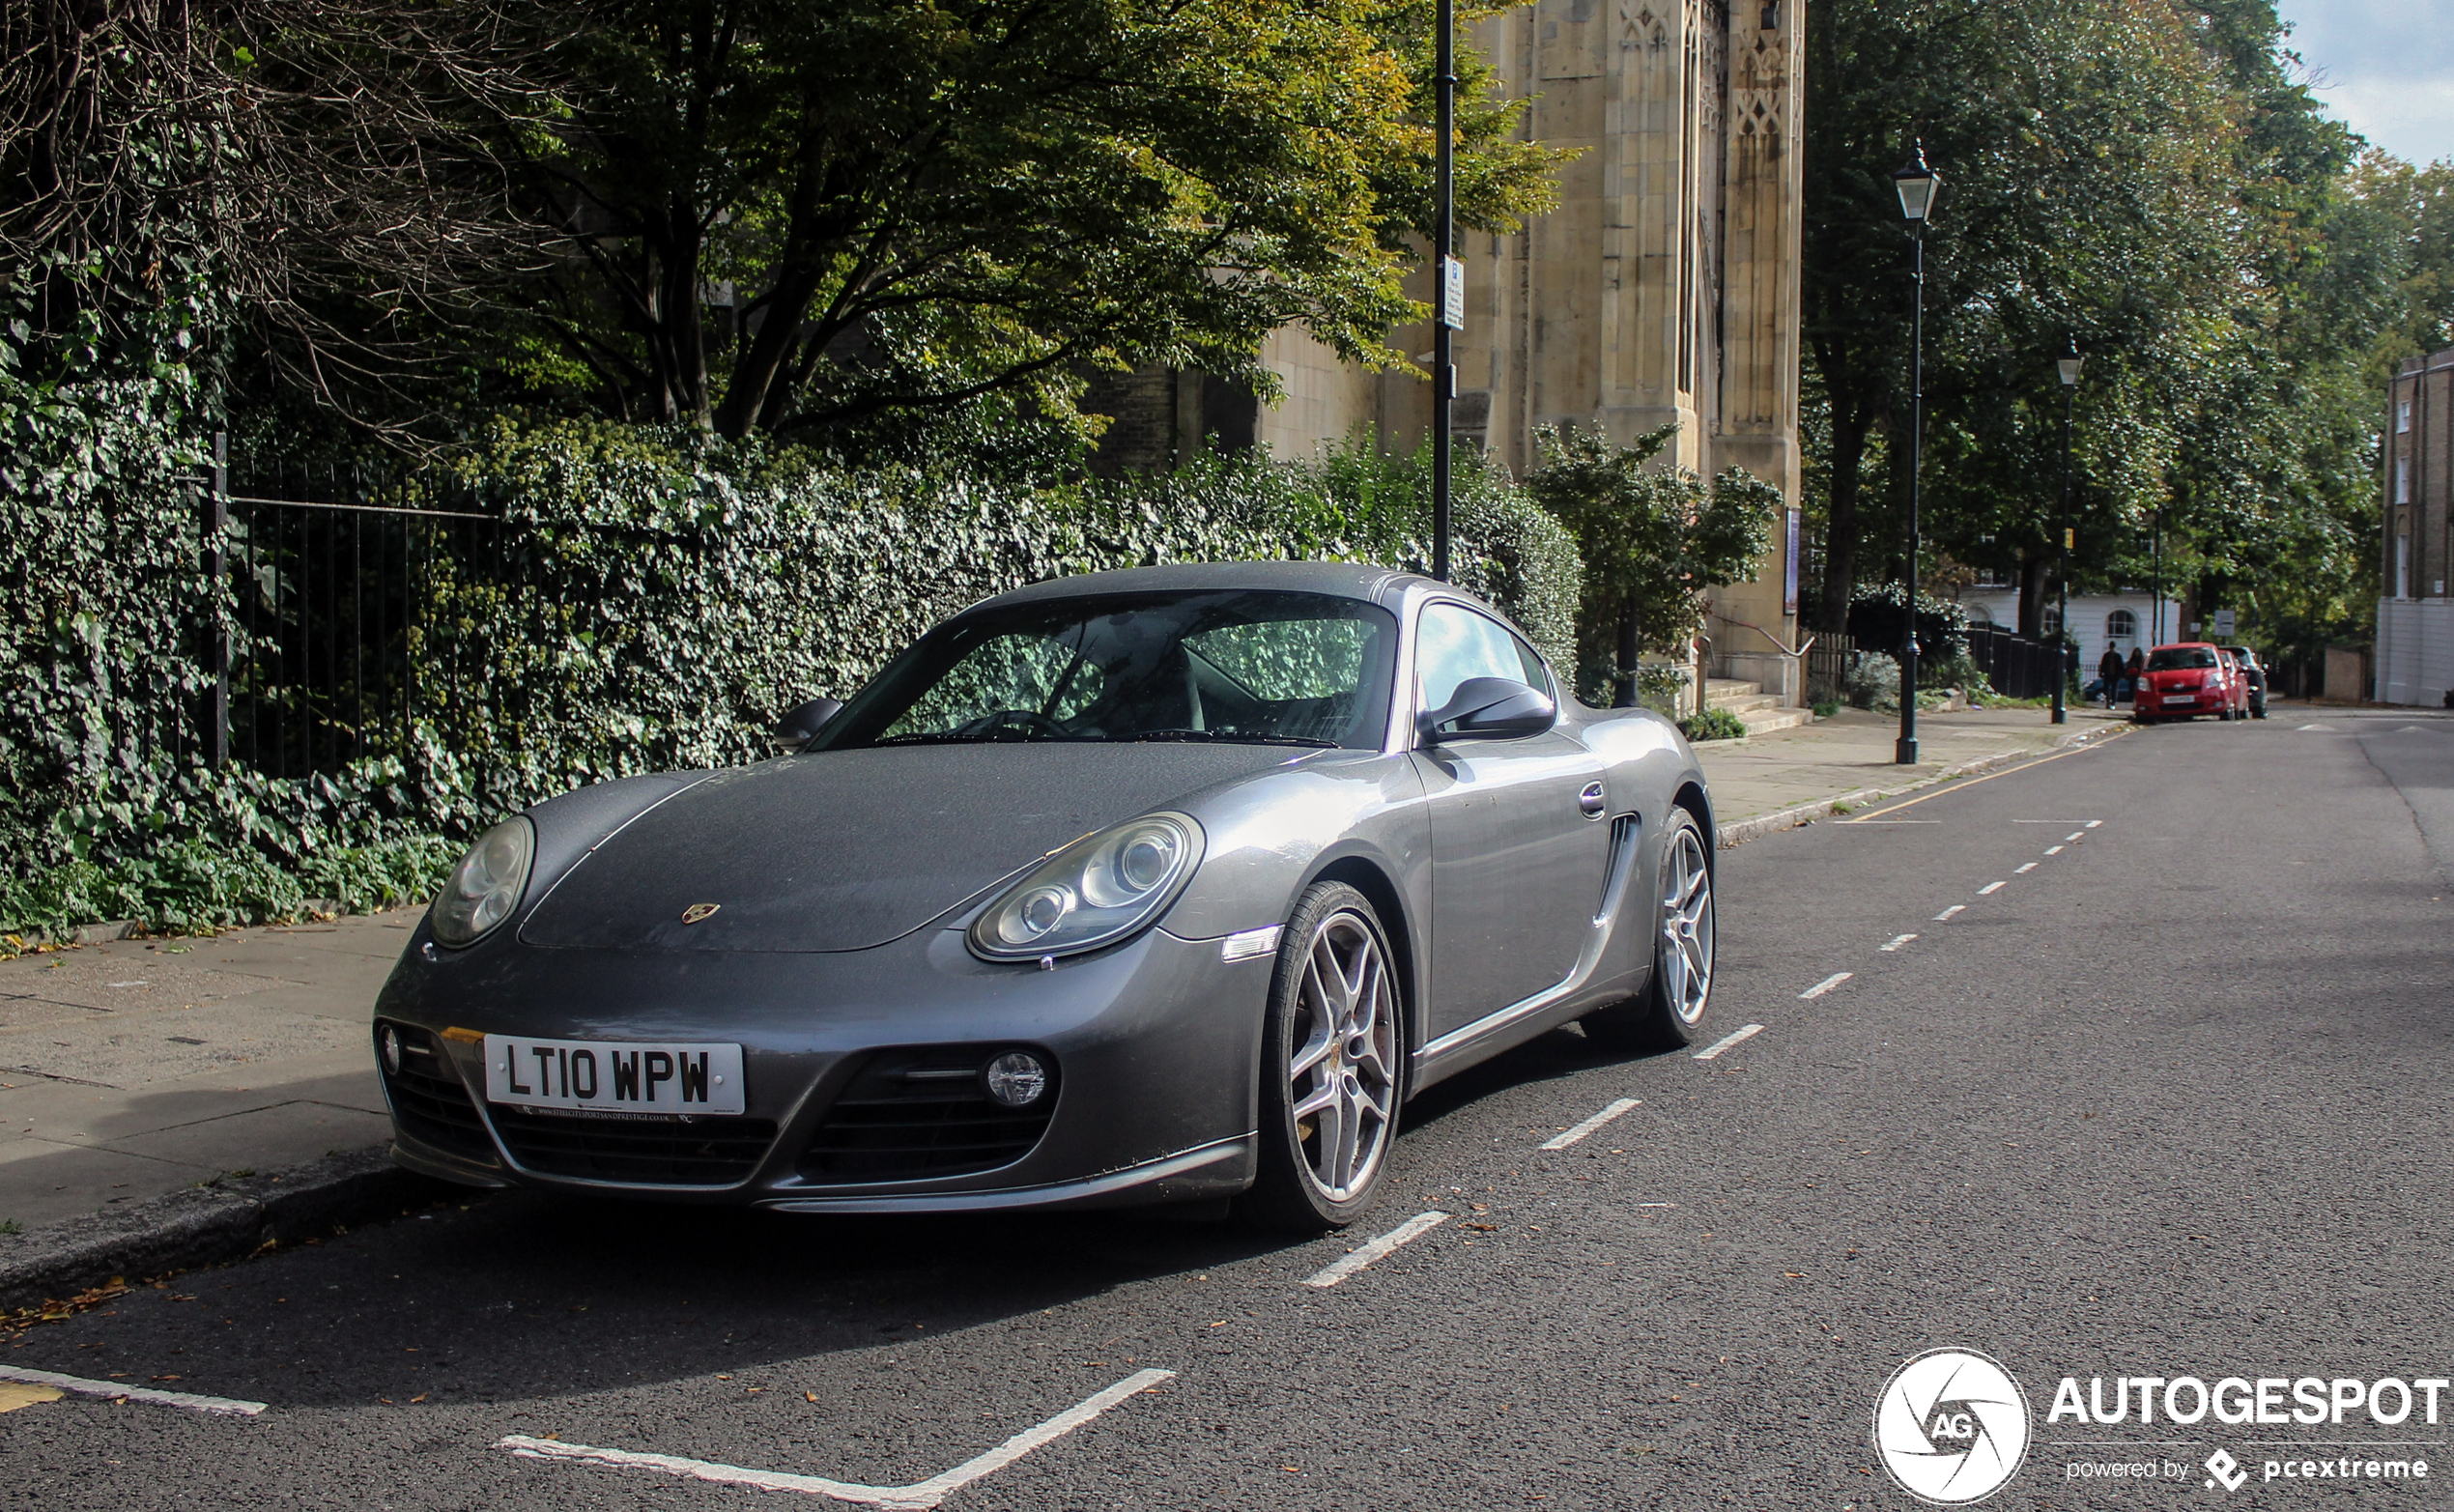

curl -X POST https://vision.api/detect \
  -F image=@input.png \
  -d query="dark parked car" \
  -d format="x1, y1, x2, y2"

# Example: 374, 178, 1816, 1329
2220, 645, 2269, 719
372, 563, 1720, 1230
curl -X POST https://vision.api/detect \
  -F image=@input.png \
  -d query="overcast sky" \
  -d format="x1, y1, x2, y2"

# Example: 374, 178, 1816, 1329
2272, 0, 2454, 165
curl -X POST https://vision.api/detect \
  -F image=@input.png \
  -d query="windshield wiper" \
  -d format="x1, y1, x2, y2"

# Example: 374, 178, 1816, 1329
871, 730, 1070, 746
1121, 729, 1338, 749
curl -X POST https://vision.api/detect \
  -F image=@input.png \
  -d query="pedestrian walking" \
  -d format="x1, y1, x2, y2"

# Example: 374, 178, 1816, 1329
2123, 645, 2145, 705
2095, 645, 2125, 707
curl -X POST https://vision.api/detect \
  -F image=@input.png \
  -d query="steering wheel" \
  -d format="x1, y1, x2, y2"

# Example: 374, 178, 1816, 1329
961, 708, 1070, 740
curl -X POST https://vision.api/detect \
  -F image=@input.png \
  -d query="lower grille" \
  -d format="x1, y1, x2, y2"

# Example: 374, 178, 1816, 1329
492, 1109, 777, 1185
799, 1045, 1058, 1184
378, 1024, 497, 1163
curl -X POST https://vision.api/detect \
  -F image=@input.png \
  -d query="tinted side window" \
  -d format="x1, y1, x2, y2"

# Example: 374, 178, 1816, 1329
1415, 604, 1550, 714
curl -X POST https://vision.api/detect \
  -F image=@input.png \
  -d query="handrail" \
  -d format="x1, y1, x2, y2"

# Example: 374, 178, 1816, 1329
1713, 612, 1813, 659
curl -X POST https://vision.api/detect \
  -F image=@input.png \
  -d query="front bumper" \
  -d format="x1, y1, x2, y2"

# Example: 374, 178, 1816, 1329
371, 917, 1270, 1212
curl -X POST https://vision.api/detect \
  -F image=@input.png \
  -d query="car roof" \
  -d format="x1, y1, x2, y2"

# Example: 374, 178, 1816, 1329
964, 560, 1428, 615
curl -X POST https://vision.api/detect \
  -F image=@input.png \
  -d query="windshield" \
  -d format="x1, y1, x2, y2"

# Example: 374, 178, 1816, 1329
813, 590, 1399, 751
2148, 647, 2218, 670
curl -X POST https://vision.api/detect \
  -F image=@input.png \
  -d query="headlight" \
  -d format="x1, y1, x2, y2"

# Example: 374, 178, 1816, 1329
429, 815, 536, 948
968, 813, 1204, 961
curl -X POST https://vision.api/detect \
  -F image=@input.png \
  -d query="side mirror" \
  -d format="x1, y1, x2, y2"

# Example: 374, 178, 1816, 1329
1417, 676, 1555, 744
773, 696, 844, 753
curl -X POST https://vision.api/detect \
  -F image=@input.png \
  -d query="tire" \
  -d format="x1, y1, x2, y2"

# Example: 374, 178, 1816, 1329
1238, 882, 1403, 1232
1582, 807, 1716, 1052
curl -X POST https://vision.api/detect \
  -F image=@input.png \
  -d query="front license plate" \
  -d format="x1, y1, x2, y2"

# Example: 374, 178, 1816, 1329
482, 1035, 745, 1116
2164, 695, 2196, 704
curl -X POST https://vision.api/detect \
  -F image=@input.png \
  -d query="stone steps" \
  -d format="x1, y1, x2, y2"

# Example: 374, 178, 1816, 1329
1702, 677, 1814, 737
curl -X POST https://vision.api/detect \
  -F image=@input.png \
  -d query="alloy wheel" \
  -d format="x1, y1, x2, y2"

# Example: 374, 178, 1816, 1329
1658, 827, 1715, 1024
1286, 909, 1398, 1202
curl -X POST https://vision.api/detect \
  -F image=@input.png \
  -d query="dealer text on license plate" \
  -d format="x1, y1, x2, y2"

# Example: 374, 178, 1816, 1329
483, 1034, 745, 1115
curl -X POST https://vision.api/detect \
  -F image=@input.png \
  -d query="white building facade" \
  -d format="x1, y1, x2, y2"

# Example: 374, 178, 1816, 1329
2380, 346, 2454, 706
1956, 590, 2183, 684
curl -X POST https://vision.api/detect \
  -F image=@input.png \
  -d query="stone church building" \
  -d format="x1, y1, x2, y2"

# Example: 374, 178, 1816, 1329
1095, 0, 1807, 706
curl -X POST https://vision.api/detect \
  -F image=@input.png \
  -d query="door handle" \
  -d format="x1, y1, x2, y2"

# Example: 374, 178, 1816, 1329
1578, 781, 1607, 818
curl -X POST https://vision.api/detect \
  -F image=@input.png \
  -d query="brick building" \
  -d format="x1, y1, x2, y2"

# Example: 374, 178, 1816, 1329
2380, 345, 2454, 706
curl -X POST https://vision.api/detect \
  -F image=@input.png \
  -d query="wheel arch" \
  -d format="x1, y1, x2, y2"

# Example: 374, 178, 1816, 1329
1671, 780, 1716, 870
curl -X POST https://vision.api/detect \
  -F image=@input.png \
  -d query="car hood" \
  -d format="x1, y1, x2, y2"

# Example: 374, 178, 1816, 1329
518, 742, 1312, 954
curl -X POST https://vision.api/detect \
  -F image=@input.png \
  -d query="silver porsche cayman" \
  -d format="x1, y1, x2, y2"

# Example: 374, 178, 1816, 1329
372, 562, 1719, 1229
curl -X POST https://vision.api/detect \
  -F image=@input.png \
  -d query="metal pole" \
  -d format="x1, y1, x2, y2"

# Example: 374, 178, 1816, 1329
1431, 0, 1455, 584
1897, 228, 1924, 764
204, 431, 230, 768
2152, 509, 2162, 644
2052, 380, 2072, 725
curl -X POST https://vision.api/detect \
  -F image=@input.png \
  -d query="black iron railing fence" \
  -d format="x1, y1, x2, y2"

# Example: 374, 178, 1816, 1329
1960, 625, 2069, 700
202, 436, 509, 781
1802, 624, 2069, 703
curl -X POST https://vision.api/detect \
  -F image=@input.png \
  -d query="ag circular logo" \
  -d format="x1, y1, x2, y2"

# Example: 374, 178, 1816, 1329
1872, 1348, 2033, 1505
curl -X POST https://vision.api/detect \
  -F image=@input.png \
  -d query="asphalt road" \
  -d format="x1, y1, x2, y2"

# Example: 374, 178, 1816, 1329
6, 705, 2450, 1511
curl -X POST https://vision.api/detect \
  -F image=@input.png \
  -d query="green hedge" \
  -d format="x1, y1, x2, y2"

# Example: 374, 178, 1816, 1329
415, 419, 1578, 802
1, 413, 1578, 939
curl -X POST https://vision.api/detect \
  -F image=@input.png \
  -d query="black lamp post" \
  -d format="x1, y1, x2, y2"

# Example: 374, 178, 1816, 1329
1893, 144, 1939, 764
2050, 341, 2083, 725
2151, 508, 2162, 644
1430, 0, 1457, 583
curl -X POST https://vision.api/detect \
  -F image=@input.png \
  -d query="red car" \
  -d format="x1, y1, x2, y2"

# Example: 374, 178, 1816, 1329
2133, 642, 2248, 722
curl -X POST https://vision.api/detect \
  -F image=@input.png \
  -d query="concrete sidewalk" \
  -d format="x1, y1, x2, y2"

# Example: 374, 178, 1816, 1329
0, 916, 414, 1231
1696, 699, 2130, 832
0, 699, 2127, 1296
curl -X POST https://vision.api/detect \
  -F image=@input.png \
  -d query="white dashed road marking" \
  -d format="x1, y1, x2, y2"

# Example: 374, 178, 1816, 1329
1302, 1212, 1451, 1288
1978, 881, 2007, 895
1934, 905, 1964, 922
2015, 862, 2038, 873
2086, 820, 2103, 828
0, 1365, 266, 1416
2044, 845, 2063, 855
1694, 1024, 1764, 1061
1879, 934, 1916, 953
1799, 973, 1852, 999
1540, 1098, 1641, 1151
2066, 833, 2084, 842
499, 1369, 1175, 1509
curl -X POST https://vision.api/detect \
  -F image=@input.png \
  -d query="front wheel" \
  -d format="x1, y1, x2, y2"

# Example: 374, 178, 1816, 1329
1583, 808, 1715, 1051
1238, 882, 1403, 1232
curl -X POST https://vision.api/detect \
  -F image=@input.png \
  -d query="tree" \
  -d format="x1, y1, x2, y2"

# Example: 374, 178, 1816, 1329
2, 0, 564, 425
1527, 424, 1779, 705
1798, 0, 2386, 648
471, 0, 1563, 443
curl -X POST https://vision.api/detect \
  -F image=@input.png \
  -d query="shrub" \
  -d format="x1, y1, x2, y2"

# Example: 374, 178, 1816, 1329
1841, 650, 1901, 711
1679, 706, 1750, 743
1845, 584, 1970, 672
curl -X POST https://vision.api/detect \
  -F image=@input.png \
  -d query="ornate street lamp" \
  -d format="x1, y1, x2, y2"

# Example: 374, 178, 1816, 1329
1893, 144, 1939, 763
2051, 341, 2083, 725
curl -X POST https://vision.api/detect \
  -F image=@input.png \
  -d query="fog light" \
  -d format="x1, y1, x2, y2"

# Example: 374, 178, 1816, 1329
984, 1051, 1048, 1108
378, 1023, 403, 1074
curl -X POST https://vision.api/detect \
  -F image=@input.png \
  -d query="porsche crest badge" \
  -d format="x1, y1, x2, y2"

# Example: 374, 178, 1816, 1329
680, 902, 721, 926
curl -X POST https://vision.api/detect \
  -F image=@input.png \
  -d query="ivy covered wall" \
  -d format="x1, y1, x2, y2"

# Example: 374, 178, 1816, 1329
0, 414, 1578, 939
